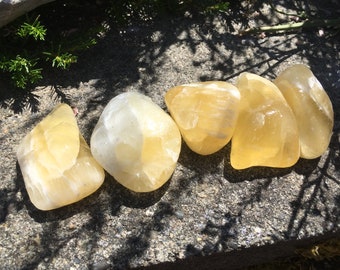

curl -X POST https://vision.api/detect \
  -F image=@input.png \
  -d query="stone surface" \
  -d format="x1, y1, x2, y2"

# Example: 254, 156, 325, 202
0, 0, 55, 28
91, 92, 181, 193
231, 72, 300, 169
274, 64, 334, 159
16, 104, 105, 210
165, 81, 240, 155
0, 3, 339, 269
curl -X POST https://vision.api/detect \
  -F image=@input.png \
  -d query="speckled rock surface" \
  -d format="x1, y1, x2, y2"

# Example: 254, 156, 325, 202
0, 2, 339, 270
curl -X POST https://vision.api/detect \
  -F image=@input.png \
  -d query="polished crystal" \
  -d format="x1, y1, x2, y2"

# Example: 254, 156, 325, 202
274, 64, 334, 159
165, 81, 240, 155
90, 92, 181, 192
231, 73, 300, 169
16, 104, 105, 210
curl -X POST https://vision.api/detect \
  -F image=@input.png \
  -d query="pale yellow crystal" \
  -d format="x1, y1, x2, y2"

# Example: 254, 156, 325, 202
90, 92, 181, 193
274, 64, 334, 159
16, 104, 105, 211
165, 81, 240, 155
231, 73, 300, 169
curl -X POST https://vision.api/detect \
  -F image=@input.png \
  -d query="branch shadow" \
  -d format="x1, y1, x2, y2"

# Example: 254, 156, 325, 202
285, 132, 340, 239
185, 211, 241, 258
0, 82, 40, 113
2, 0, 340, 269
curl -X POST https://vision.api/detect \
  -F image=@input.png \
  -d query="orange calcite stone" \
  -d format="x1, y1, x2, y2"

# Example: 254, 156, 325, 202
231, 73, 300, 169
16, 104, 105, 210
165, 81, 240, 155
274, 64, 334, 159
90, 92, 181, 193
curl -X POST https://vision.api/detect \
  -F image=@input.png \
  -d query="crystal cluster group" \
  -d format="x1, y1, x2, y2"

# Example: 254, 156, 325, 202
16, 64, 334, 210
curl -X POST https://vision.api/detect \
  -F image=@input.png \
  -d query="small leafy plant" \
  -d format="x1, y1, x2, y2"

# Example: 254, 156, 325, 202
0, 55, 43, 89
0, 0, 232, 90
44, 50, 77, 69
16, 15, 46, 40
0, 11, 96, 90
0, 15, 47, 89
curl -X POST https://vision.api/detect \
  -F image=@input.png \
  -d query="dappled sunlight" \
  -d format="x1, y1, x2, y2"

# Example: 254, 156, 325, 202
0, 0, 339, 269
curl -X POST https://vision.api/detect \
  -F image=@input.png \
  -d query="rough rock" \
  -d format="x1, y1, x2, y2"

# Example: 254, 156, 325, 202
0, 0, 55, 28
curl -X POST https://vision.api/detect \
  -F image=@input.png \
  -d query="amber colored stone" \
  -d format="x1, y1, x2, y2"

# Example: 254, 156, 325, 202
231, 73, 300, 169
165, 81, 240, 155
16, 104, 105, 210
90, 92, 181, 193
274, 64, 334, 159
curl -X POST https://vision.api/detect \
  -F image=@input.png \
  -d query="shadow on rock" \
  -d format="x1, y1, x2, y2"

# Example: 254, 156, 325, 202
106, 174, 171, 209
178, 142, 227, 179
0, 81, 40, 113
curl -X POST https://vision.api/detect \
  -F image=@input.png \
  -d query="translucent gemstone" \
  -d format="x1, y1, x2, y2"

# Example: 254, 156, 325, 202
231, 73, 300, 169
90, 92, 181, 192
16, 104, 105, 211
165, 81, 240, 155
274, 64, 334, 159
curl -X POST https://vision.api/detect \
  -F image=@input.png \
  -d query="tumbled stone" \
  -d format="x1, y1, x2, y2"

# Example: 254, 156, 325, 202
16, 104, 105, 211
231, 73, 300, 169
90, 92, 181, 193
274, 64, 334, 159
165, 81, 240, 155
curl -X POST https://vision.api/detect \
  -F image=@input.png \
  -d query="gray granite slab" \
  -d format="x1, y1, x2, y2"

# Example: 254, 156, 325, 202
0, 0, 55, 28
0, 5, 339, 270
